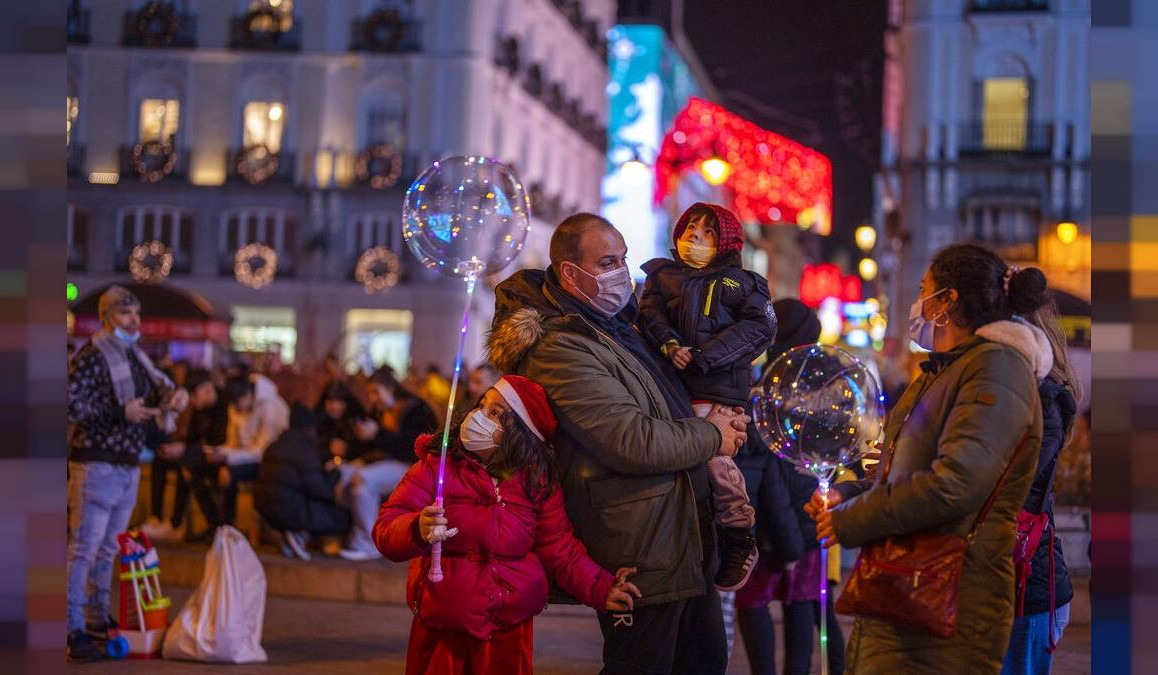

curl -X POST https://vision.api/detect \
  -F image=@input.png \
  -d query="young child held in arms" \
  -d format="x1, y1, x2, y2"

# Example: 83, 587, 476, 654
374, 375, 640, 675
638, 202, 777, 590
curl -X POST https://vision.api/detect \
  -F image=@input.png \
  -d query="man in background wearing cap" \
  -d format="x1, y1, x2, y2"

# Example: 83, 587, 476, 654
66, 286, 188, 661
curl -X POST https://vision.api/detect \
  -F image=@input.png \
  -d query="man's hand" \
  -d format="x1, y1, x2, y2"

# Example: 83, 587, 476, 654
419, 503, 458, 544
669, 346, 693, 370
163, 388, 189, 414
124, 398, 160, 424
706, 406, 749, 457
158, 441, 185, 461
203, 445, 227, 465
605, 566, 643, 611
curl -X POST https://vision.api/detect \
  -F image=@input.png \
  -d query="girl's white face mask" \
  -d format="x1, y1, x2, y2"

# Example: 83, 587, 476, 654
459, 408, 501, 454
908, 288, 948, 351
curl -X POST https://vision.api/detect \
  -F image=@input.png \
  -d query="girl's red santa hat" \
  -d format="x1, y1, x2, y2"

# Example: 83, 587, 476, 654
493, 375, 557, 441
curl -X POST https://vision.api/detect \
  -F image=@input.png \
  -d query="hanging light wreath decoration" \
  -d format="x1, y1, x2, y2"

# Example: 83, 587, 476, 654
129, 240, 174, 284
355, 143, 403, 189
354, 246, 401, 294
136, 1, 181, 48
236, 144, 279, 185
234, 242, 278, 289
132, 140, 178, 183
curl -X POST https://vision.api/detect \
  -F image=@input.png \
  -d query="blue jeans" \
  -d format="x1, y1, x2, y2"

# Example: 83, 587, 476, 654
66, 461, 140, 632
1001, 602, 1071, 675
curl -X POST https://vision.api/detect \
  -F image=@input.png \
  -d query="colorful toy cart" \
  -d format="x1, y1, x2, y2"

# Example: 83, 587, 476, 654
117, 530, 171, 658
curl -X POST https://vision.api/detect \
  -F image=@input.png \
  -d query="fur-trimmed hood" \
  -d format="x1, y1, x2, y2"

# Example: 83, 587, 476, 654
486, 269, 556, 374
975, 317, 1054, 380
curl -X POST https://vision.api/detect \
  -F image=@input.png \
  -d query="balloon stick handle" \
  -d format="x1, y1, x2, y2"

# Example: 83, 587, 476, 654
428, 497, 444, 583
819, 478, 830, 675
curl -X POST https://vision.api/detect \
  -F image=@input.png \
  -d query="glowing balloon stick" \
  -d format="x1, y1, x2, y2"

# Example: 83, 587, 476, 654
428, 262, 484, 583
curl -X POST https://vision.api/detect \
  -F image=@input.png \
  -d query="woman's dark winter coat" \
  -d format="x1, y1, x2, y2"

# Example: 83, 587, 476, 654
255, 428, 350, 535
1021, 377, 1076, 616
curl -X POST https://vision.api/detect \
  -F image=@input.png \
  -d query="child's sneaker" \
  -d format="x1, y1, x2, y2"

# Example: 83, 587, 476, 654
67, 629, 105, 662
714, 527, 758, 591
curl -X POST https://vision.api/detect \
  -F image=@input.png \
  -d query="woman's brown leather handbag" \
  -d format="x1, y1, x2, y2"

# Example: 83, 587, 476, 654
834, 404, 1031, 638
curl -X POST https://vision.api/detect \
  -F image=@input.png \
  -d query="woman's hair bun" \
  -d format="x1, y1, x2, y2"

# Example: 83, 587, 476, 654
1007, 266, 1047, 314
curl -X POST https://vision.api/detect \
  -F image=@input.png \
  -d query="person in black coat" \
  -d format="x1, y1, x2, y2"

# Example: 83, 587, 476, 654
255, 404, 351, 560
734, 298, 844, 675
1002, 324, 1078, 675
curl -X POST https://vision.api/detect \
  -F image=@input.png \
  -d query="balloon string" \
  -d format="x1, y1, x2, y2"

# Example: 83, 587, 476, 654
429, 275, 476, 583
819, 477, 830, 675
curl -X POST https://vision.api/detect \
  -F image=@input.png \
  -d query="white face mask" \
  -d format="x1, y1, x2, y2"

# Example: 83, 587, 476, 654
459, 408, 500, 454
908, 288, 948, 351
567, 263, 634, 317
676, 240, 717, 269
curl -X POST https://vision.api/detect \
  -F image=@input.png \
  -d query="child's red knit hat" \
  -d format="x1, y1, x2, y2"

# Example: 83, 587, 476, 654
493, 375, 557, 441
672, 202, 744, 255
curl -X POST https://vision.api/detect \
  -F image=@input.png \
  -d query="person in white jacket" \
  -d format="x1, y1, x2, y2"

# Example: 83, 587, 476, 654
190, 373, 290, 533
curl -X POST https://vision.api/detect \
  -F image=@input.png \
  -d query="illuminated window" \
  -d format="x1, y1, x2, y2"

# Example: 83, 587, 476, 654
139, 98, 180, 145
982, 78, 1028, 150
243, 101, 285, 153
249, 0, 293, 32
343, 309, 413, 376
231, 305, 297, 365
67, 96, 79, 147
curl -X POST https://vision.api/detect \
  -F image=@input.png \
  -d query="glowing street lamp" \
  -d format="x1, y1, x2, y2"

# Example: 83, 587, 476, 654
620, 154, 650, 183
1056, 221, 1079, 245
859, 257, 878, 281
855, 225, 877, 252
700, 157, 732, 186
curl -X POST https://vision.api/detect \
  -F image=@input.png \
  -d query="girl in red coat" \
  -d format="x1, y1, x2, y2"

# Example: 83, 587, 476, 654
374, 374, 641, 675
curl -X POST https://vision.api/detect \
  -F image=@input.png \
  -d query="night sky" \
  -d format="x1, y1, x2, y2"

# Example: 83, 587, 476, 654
682, 0, 888, 259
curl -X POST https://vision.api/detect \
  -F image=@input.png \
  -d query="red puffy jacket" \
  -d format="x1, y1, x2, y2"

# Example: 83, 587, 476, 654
374, 435, 615, 639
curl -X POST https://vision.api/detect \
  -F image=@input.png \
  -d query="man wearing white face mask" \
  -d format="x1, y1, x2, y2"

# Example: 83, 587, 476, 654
489, 213, 750, 674
66, 286, 188, 661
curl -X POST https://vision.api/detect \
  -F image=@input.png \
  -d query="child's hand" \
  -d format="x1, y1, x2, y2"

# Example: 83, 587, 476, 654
419, 503, 459, 544
669, 346, 693, 370
605, 566, 642, 611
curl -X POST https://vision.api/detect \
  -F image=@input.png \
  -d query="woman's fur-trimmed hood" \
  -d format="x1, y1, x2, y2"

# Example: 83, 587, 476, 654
975, 317, 1054, 380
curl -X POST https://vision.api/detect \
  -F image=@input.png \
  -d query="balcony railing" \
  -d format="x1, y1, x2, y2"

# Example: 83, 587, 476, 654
119, 144, 190, 182
958, 120, 1052, 156
229, 13, 302, 51
67, 144, 86, 177
349, 12, 422, 53
969, 0, 1048, 11
68, 5, 91, 44
122, 6, 198, 49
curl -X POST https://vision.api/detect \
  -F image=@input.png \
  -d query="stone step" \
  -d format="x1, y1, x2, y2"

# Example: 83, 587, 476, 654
155, 541, 412, 606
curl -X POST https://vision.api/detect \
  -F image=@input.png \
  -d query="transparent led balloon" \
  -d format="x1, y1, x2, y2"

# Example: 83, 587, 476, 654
402, 156, 531, 281
752, 343, 885, 481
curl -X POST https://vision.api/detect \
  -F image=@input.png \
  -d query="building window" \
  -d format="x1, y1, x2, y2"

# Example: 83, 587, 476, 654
342, 308, 413, 376
231, 305, 296, 365
365, 105, 405, 149
67, 96, 79, 147
139, 98, 180, 145
243, 101, 285, 153
248, 0, 293, 31
982, 78, 1028, 150
67, 204, 89, 272
220, 208, 297, 274
348, 211, 401, 273
117, 205, 194, 273
964, 197, 1039, 261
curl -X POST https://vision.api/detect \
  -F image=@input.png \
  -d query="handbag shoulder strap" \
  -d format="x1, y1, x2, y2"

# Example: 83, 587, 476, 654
965, 429, 1032, 543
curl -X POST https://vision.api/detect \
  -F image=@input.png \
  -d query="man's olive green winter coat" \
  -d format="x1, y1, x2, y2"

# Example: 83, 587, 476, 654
488, 269, 721, 608
831, 319, 1053, 674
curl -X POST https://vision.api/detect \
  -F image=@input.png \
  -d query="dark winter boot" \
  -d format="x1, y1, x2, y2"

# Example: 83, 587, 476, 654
715, 527, 758, 591
67, 629, 105, 663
